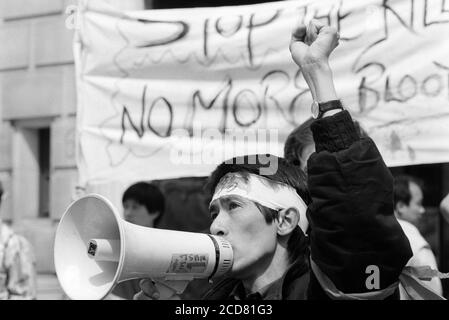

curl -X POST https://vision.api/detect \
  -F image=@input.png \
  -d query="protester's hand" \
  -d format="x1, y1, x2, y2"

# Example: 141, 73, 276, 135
289, 19, 340, 70
289, 19, 339, 104
134, 279, 160, 300
134, 279, 181, 300
104, 293, 126, 300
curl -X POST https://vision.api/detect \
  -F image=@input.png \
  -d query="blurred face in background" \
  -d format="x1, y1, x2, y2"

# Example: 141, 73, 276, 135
299, 143, 315, 173
397, 181, 425, 225
123, 199, 160, 227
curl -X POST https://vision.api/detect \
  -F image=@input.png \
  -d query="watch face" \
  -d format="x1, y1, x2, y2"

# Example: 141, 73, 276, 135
311, 101, 319, 119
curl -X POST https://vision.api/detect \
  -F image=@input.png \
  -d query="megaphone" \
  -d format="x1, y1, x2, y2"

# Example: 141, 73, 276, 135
54, 194, 233, 300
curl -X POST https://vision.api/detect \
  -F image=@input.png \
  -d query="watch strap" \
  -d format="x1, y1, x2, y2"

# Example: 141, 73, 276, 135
318, 100, 343, 117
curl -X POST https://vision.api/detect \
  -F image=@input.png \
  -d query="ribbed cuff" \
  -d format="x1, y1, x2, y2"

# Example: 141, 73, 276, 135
311, 110, 359, 153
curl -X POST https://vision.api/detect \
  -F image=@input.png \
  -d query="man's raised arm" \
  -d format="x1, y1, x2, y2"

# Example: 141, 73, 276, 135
289, 20, 412, 299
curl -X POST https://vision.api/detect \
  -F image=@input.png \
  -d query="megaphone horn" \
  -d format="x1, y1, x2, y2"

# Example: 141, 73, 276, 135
54, 194, 233, 300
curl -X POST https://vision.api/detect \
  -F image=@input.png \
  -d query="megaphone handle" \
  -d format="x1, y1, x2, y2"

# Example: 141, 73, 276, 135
153, 280, 190, 299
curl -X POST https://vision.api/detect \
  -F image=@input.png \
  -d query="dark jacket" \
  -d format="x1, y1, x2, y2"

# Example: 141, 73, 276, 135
306, 110, 412, 299
202, 255, 309, 300
204, 110, 412, 300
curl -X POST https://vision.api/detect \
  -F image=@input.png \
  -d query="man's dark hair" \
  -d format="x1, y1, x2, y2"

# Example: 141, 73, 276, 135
122, 182, 165, 226
0, 181, 3, 203
393, 175, 424, 208
284, 117, 368, 167
206, 154, 311, 263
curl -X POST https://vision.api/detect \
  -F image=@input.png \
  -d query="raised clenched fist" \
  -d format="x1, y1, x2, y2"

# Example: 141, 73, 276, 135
289, 19, 340, 70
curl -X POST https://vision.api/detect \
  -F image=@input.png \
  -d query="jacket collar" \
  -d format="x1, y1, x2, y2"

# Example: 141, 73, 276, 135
228, 255, 309, 300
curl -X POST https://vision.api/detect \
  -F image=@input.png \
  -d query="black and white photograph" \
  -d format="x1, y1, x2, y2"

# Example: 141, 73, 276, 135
0, 0, 448, 310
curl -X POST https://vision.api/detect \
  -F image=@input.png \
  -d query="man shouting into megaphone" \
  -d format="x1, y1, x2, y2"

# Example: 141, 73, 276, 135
134, 18, 419, 300
136, 154, 311, 300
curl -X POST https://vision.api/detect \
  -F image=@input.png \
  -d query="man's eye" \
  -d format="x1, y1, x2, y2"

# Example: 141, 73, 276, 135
210, 212, 218, 220
229, 202, 240, 210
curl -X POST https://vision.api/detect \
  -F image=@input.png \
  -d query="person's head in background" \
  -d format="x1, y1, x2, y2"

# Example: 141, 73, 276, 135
122, 182, 165, 228
284, 118, 315, 172
393, 175, 425, 226
284, 117, 367, 173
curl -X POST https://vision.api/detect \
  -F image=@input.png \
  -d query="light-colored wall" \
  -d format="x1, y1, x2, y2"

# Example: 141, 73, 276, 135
0, 2, 78, 275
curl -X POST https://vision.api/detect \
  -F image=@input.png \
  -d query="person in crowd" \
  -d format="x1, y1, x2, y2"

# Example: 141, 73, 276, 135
393, 175, 443, 297
283, 117, 315, 173
134, 19, 414, 300
284, 117, 367, 173
121, 182, 165, 228
109, 181, 165, 299
0, 181, 37, 300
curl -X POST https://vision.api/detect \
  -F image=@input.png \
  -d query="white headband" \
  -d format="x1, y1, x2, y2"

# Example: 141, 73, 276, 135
211, 173, 309, 233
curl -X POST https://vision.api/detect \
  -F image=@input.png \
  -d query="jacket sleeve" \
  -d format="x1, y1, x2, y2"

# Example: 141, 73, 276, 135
306, 110, 412, 295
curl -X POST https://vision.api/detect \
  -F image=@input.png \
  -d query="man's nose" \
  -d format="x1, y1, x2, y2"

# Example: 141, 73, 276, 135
210, 216, 226, 236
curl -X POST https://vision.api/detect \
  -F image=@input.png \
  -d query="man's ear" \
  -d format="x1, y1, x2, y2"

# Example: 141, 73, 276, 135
396, 201, 407, 217
276, 207, 300, 236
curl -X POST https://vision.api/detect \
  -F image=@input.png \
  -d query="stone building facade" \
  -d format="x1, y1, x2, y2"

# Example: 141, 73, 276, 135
0, 0, 145, 299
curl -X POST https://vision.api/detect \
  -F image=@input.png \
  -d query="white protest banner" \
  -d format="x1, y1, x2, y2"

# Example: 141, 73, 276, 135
74, 0, 449, 191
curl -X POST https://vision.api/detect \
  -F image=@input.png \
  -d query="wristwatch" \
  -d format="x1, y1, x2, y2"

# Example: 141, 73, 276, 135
311, 99, 344, 119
